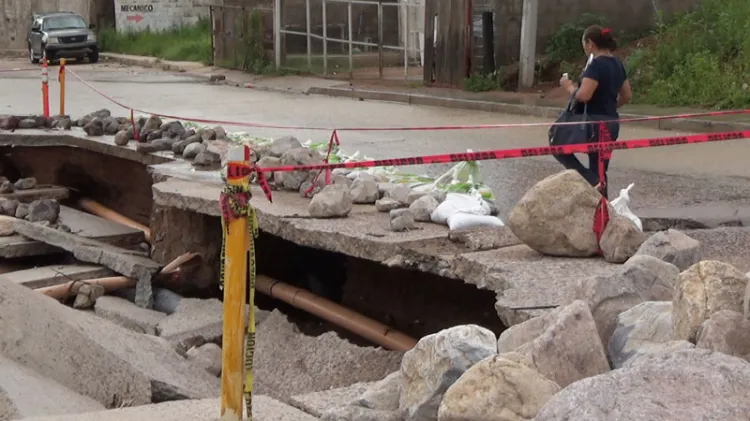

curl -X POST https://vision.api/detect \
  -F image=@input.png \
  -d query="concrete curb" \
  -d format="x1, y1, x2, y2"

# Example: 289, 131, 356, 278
99, 53, 750, 134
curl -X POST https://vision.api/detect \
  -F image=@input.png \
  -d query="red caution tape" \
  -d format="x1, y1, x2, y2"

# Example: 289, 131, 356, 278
255, 129, 750, 176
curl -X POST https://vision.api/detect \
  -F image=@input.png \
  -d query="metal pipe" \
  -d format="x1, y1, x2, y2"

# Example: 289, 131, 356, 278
377, 0, 383, 79
306, 0, 312, 71
78, 198, 151, 242
323, 0, 328, 76
256, 275, 417, 351
348, 1, 353, 78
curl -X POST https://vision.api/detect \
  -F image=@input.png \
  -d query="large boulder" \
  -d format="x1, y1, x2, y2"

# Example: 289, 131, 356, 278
533, 349, 750, 421
608, 301, 675, 368
695, 310, 750, 361
672, 261, 748, 342
599, 214, 647, 263
438, 356, 559, 421
634, 229, 701, 271
399, 325, 497, 421
576, 255, 679, 346
497, 300, 609, 388
507, 170, 601, 257
279, 147, 321, 191
308, 184, 353, 218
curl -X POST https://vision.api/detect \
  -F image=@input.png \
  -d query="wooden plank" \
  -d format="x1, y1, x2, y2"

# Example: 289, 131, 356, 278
0, 264, 115, 289
0, 206, 146, 259
0, 186, 70, 202
12, 218, 159, 308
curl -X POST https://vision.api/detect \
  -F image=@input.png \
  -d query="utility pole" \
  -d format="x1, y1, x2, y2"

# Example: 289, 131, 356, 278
518, 0, 538, 90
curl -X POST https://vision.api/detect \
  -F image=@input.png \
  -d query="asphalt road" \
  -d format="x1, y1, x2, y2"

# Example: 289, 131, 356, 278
2, 58, 750, 218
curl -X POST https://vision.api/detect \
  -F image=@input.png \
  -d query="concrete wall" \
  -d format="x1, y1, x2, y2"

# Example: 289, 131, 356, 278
114, 0, 208, 32
492, 0, 701, 65
0, 0, 93, 49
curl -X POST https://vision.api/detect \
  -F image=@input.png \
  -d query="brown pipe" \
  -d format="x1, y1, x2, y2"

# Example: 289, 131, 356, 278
256, 275, 417, 351
78, 198, 151, 243
36, 276, 135, 299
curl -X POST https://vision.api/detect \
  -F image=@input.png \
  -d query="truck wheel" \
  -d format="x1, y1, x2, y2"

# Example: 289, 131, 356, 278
88, 49, 99, 64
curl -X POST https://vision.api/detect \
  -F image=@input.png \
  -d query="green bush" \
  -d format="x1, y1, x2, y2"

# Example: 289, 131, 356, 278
546, 13, 609, 63
98, 19, 212, 64
626, 0, 750, 108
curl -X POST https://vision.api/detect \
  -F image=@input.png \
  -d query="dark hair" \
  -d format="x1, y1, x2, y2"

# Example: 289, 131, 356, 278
583, 25, 617, 51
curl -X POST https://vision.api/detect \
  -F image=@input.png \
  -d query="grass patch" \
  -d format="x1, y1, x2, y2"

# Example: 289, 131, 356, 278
625, 0, 750, 109
98, 19, 212, 64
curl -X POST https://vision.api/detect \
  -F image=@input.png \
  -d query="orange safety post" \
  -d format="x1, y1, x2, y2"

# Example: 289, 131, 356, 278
41, 57, 50, 118
219, 145, 256, 421
59, 58, 66, 116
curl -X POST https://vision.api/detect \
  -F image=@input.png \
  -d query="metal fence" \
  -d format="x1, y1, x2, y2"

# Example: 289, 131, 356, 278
272, 0, 424, 81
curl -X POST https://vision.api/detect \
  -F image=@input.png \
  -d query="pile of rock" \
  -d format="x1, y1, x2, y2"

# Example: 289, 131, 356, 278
0, 114, 73, 130
508, 170, 648, 263
289, 231, 750, 421
0, 186, 64, 236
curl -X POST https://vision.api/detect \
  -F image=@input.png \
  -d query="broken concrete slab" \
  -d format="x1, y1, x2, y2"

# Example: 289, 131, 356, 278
12, 218, 160, 308
0, 355, 105, 419
0, 186, 70, 202
448, 226, 521, 251
95, 296, 168, 335
254, 310, 402, 400
19, 395, 320, 421
157, 298, 271, 345
0, 278, 152, 406
0, 264, 114, 289
637, 203, 750, 231
0, 206, 146, 259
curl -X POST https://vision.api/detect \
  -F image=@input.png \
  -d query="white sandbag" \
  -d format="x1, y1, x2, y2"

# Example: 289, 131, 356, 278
611, 182, 643, 231
447, 213, 504, 231
430, 192, 491, 225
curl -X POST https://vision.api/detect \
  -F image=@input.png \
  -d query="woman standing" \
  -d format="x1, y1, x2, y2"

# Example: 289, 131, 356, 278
555, 25, 632, 199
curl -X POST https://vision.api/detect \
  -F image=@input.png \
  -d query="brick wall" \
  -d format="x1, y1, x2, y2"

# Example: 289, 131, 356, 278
114, 0, 208, 32
493, 0, 700, 65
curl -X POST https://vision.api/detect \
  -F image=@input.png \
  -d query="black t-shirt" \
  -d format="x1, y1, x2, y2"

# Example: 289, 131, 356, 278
575, 56, 627, 117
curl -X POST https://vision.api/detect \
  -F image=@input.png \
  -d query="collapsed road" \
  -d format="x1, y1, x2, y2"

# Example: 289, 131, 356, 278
2, 60, 750, 421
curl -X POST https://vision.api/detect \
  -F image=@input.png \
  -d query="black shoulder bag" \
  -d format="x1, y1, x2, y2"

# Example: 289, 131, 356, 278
548, 92, 595, 147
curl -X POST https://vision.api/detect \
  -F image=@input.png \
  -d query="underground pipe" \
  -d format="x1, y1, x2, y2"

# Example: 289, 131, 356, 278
78, 198, 152, 242
255, 275, 418, 351
36, 276, 135, 299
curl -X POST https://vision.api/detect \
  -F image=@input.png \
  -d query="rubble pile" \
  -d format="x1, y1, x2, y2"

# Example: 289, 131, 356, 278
286, 234, 750, 421
0, 177, 65, 234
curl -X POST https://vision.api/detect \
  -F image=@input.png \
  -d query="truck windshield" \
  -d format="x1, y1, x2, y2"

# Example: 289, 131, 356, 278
43, 15, 87, 31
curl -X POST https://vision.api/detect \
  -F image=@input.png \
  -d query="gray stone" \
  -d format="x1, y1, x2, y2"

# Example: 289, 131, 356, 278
146, 130, 163, 141
83, 118, 104, 136
409, 195, 439, 222
437, 356, 560, 421
696, 310, 750, 362
114, 130, 131, 146
0, 198, 19, 216
534, 349, 750, 421
0, 216, 14, 236
399, 325, 497, 421
308, 184, 353, 218
608, 301, 674, 368
157, 298, 223, 344
600, 214, 647, 263
279, 148, 320, 191
135, 142, 162, 154
405, 191, 427, 205
212, 126, 227, 139
350, 176, 380, 204
391, 210, 415, 232
267, 136, 302, 157
13, 177, 37, 190
448, 226, 520, 251
356, 372, 402, 410
673, 260, 748, 342
172, 134, 202, 155
103, 117, 120, 135
507, 170, 603, 257
497, 300, 609, 388
95, 296, 167, 335
198, 128, 216, 141
375, 197, 404, 212
635, 229, 701, 271
624, 340, 696, 364
160, 121, 186, 137
27, 199, 60, 223
141, 115, 162, 132
0, 179, 12, 194
182, 142, 207, 159
18, 118, 40, 129
193, 151, 221, 167
0, 115, 20, 130
186, 343, 222, 377
13, 203, 29, 220
54, 117, 73, 130
575, 255, 680, 346
387, 184, 412, 204
73, 283, 105, 309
